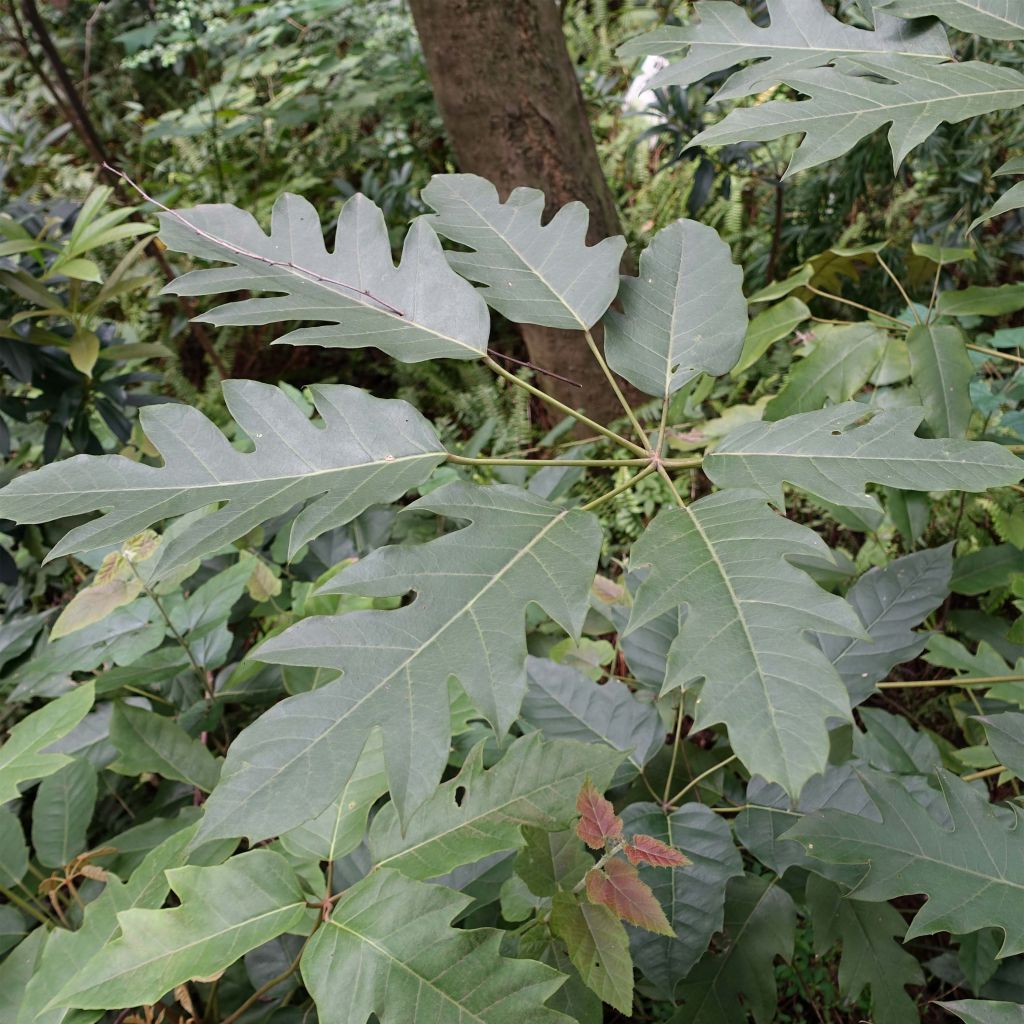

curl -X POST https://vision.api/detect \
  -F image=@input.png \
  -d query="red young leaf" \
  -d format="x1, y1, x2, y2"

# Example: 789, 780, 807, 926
625, 833, 691, 869
575, 780, 623, 850
585, 858, 673, 935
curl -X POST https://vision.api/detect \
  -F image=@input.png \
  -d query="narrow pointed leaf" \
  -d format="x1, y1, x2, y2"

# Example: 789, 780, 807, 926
939, 1000, 1024, 1024
586, 858, 673, 935
198, 483, 602, 840
978, 713, 1024, 780
576, 780, 623, 849
878, 0, 1024, 39
628, 490, 863, 796
423, 173, 625, 330
937, 284, 1024, 317
0, 684, 94, 803
53, 850, 307, 1010
604, 219, 746, 398
705, 403, 1023, 513
160, 191, 489, 360
0, 382, 445, 575
369, 733, 623, 879
970, 171, 1024, 233
907, 324, 974, 437
0, 807, 28, 888
32, 760, 97, 869
689, 56, 1024, 178
787, 770, 1024, 956
302, 868, 571, 1023
733, 297, 811, 374
621, 802, 744, 998
621, 0, 950, 100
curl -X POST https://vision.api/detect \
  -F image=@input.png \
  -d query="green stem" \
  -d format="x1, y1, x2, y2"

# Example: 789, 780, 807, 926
579, 465, 656, 512
582, 326, 648, 446
963, 764, 1006, 783
967, 342, 1024, 367
875, 253, 920, 325
0, 882, 54, 928
806, 285, 908, 328
657, 464, 686, 507
485, 356, 648, 456
877, 673, 1024, 689
667, 754, 738, 808
572, 840, 627, 894
662, 702, 687, 804
447, 453, 649, 468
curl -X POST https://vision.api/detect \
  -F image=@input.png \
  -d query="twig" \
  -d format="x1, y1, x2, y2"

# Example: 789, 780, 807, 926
963, 764, 1006, 782
579, 465, 657, 511
582, 327, 649, 447
806, 285, 908, 328
487, 349, 581, 388
662, 702, 687, 805
448, 453, 648, 468
875, 252, 920, 324
967, 342, 1024, 367
877, 673, 1024, 689
667, 754, 738, 807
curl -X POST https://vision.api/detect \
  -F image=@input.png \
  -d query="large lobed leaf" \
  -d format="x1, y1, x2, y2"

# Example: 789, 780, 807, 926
302, 868, 571, 1023
197, 482, 602, 840
160, 191, 490, 360
0, 382, 445, 576
705, 403, 1022, 513
627, 489, 864, 796
621, 0, 950, 100
878, 0, 1024, 39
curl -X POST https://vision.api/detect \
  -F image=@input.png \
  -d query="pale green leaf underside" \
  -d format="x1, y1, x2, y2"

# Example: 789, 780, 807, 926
369, 733, 623, 880
938, 1000, 1024, 1024
197, 483, 602, 841
0, 684, 94, 804
622, 0, 950, 100
907, 324, 975, 438
423, 173, 625, 331
54, 850, 307, 1010
690, 56, 1024, 177
32, 760, 97, 869
788, 770, 1024, 956
627, 490, 864, 797
604, 218, 746, 399
302, 868, 570, 1023
704, 403, 1022, 513
0, 381, 444, 576
878, 0, 1024, 40
978, 712, 1024, 781
160, 191, 490, 360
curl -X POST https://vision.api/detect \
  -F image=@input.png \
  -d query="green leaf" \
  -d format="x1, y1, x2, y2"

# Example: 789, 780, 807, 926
621, 0, 950, 100
877, 0, 1024, 39
854, 707, 942, 775
53, 849, 307, 1010
0, 684, 95, 802
907, 324, 974, 438
765, 323, 889, 420
627, 490, 863, 796
520, 657, 664, 785
198, 482, 602, 840
302, 867, 570, 1023
0, 931, 48, 1024
689, 56, 1024, 178
952, 544, 1024, 595
0, 906, 27, 957
970, 167, 1024, 233
422, 173, 625, 330
787, 769, 1024, 956
938, 285, 1024, 317
160, 191, 489, 360
733, 297, 811, 375
670, 874, 796, 1024
704, 403, 1023, 513
603, 218, 746, 399
32, 759, 97, 868
369, 733, 622, 879
978, 713, 1024, 779
620, 802, 744, 998
109, 703, 221, 792
0, 382, 445, 575
551, 890, 635, 1015
516, 826, 594, 897
938, 1000, 1024, 1024
806, 874, 922, 1024
0, 807, 28, 887
818, 544, 952, 705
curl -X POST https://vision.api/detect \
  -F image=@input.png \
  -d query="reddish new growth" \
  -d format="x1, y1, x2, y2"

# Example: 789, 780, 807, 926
625, 833, 690, 868
586, 858, 674, 935
576, 780, 623, 849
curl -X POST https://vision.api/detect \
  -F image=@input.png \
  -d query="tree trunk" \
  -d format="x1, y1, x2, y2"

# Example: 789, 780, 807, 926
408, 0, 638, 427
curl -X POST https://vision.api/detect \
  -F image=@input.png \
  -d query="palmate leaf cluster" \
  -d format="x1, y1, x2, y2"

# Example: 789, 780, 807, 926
1, 2, 1024, 1022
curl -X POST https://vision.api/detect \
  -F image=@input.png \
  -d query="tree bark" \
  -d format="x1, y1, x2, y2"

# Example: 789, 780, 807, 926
408, 0, 638, 427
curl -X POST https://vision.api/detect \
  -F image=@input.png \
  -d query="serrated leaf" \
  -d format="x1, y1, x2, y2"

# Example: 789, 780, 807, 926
160, 191, 489, 360
621, 802, 744, 997
604, 219, 746, 399
818, 544, 952, 705
705, 403, 1023, 513
787, 769, 1024, 956
198, 483, 602, 840
671, 874, 796, 1024
515, 932, 602, 1024
551, 890, 634, 1015
0, 382, 445, 575
32, 759, 97, 868
908, 324, 975, 437
622, 0, 950, 101
806, 874, 922, 1024
302, 867, 570, 1023
939, 1000, 1024, 1024
765, 322, 890, 420
0, 684, 94, 802
689, 56, 1024, 178
586, 858, 673, 935
576, 780, 623, 849
521, 656, 664, 785
978, 713, 1024, 780
627, 490, 863, 796
423, 173, 625, 330
53, 849, 307, 1010
625, 834, 689, 868
878, 0, 1024, 39
369, 733, 623, 879
109, 703, 221, 792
